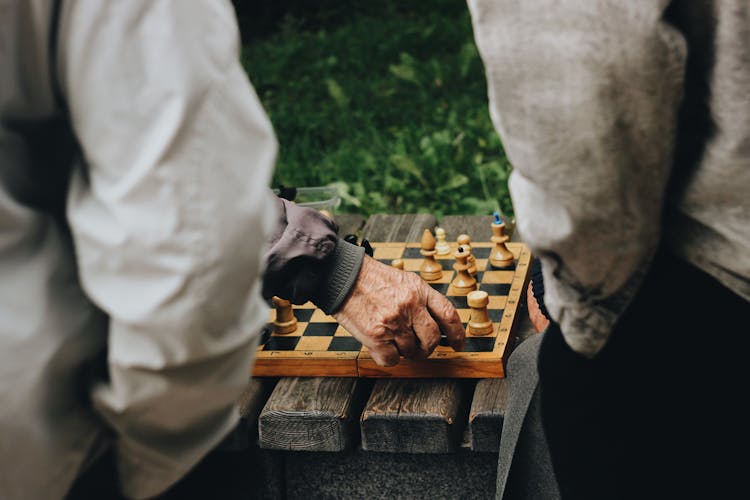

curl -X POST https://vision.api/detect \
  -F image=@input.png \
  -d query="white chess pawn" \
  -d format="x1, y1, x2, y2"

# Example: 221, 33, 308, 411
435, 227, 451, 256
467, 290, 494, 336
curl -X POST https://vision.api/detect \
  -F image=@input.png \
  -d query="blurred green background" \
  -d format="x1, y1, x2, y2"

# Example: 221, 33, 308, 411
233, 0, 513, 218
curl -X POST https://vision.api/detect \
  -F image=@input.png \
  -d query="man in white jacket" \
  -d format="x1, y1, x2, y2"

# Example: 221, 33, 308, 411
0, 1, 465, 498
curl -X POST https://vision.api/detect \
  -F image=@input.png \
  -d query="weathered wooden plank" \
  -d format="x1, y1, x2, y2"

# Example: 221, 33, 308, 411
259, 377, 370, 451
360, 213, 475, 453
360, 378, 470, 453
255, 213, 383, 452
468, 378, 509, 452
360, 213, 435, 243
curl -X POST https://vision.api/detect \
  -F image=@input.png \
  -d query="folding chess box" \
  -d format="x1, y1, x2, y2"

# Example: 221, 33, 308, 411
253, 239, 532, 378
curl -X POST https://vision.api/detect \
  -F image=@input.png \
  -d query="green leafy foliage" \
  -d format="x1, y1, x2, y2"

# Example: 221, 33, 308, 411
239, 0, 514, 218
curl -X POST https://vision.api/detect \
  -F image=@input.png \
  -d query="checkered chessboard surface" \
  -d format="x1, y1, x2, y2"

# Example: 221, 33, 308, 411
252, 241, 531, 378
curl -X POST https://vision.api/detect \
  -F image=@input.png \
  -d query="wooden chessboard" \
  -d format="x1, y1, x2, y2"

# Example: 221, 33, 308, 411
252, 240, 532, 378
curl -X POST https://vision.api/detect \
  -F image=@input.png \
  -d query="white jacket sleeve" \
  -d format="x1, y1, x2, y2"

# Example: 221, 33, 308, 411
57, 1, 277, 497
467, 0, 687, 357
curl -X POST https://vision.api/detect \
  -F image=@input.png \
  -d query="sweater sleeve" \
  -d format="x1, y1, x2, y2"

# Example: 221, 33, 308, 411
262, 196, 364, 314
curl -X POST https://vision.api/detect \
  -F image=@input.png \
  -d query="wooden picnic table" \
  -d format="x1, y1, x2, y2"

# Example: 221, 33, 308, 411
199, 213, 537, 499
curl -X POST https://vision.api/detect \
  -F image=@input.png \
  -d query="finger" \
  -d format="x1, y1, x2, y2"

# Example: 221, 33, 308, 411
393, 328, 418, 359
425, 289, 465, 351
368, 341, 401, 367
411, 308, 442, 358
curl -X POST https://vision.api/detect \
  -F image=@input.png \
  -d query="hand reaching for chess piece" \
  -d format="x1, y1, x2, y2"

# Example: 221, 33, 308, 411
333, 255, 466, 366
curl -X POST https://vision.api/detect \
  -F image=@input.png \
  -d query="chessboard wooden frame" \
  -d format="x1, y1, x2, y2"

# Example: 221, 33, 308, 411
252, 240, 531, 379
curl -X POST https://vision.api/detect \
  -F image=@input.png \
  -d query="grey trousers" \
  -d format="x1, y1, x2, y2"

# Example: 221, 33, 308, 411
495, 333, 560, 500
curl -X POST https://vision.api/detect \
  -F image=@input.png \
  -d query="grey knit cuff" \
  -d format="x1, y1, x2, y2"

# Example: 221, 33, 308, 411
313, 238, 365, 314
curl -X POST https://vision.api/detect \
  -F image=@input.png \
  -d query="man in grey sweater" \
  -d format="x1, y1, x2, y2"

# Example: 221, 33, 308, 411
468, 1, 749, 498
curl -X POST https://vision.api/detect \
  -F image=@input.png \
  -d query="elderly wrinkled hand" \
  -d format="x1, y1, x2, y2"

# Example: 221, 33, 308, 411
333, 255, 466, 367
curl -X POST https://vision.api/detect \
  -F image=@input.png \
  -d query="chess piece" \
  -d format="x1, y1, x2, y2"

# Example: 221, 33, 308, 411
419, 229, 443, 281
451, 245, 477, 295
435, 227, 451, 255
391, 258, 404, 270
467, 290, 494, 336
457, 233, 477, 276
272, 296, 297, 334
490, 213, 515, 268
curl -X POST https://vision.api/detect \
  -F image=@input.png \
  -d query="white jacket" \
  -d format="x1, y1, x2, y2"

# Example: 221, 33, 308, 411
0, 1, 278, 498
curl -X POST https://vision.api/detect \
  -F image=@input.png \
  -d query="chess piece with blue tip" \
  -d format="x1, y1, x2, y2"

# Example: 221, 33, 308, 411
490, 211, 515, 269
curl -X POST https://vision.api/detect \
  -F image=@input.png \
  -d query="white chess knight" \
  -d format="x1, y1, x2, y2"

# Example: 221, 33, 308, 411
435, 227, 451, 255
